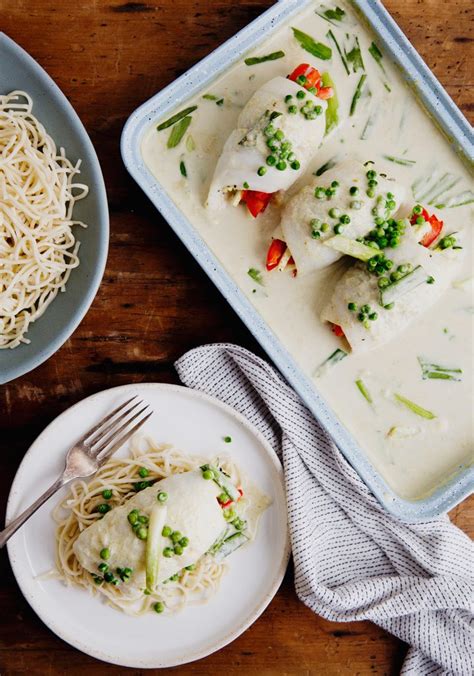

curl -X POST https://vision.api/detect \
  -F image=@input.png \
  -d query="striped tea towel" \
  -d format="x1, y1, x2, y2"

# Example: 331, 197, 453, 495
175, 343, 474, 676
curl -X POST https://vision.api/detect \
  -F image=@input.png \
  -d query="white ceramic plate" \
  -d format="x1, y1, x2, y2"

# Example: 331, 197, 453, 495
6, 383, 290, 668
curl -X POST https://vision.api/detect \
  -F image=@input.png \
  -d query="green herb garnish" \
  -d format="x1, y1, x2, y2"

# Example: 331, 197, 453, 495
248, 268, 264, 285
317, 5, 345, 24
245, 50, 285, 66
157, 106, 197, 131
327, 29, 350, 75
167, 116, 192, 148
368, 41, 385, 73
179, 160, 187, 177
345, 36, 365, 72
417, 357, 462, 382
292, 28, 332, 60
383, 155, 416, 166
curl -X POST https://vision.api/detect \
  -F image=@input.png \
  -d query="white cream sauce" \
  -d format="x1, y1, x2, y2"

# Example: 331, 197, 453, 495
141, 1, 473, 500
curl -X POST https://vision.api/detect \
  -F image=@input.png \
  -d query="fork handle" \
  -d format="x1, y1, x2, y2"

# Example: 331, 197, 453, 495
0, 476, 66, 548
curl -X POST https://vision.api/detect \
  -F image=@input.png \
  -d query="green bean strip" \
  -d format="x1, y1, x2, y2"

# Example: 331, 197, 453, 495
368, 41, 385, 73
244, 50, 285, 66
327, 29, 350, 75
394, 393, 436, 419
157, 106, 197, 131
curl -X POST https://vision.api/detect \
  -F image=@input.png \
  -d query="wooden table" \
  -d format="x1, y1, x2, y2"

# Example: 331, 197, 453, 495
1, 1, 472, 673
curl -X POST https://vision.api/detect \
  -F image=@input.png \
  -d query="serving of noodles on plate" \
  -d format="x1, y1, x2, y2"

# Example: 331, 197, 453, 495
52, 436, 269, 616
0, 90, 88, 348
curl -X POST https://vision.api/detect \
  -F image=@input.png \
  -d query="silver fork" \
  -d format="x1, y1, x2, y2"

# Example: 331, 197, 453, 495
0, 396, 152, 548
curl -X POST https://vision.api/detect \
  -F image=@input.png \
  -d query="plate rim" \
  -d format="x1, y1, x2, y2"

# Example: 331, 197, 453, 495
0, 31, 109, 384
6, 382, 291, 668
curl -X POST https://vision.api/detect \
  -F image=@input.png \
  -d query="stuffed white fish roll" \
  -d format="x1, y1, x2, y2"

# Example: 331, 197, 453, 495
268, 160, 406, 275
207, 64, 334, 217
320, 207, 461, 354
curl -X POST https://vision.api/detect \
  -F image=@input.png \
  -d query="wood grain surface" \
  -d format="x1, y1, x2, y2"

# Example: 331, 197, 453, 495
0, 1, 472, 673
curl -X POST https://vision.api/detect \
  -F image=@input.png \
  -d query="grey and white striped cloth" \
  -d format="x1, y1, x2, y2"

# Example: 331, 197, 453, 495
176, 343, 474, 676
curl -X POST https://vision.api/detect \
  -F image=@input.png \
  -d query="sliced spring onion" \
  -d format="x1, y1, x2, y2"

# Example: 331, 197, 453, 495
213, 532, 250, 562
157, 106, 197, 131
380, 265, 429, 307
179, 160, 187, 177
167, 116, 192, 148
383, 155, 416, 166
427, 176, 461, 205
202, 94, 218, 101
145, 503, 168, 592
435, 190, 474, 209
327, 29, 350, 75
345, 36, 365, 72
248, 268, 264, 286
355, 379, 372, 404
314, 348, 348, 378
368, 41, 385, 73
360, 111, 377, 140
323, 235, 377, 262
186, 135, 196, 152
394, 393, 436, 420
292, 27, 332, 60
321, 71, 339, 133
314, 156, 338, 176
349, 73, 367, 116
316, 5, 345, 25
417, 357, 462, 381
244, 50, 285, 66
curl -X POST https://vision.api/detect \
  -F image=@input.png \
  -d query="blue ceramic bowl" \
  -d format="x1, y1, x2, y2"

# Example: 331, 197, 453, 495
0, 33, 109, 383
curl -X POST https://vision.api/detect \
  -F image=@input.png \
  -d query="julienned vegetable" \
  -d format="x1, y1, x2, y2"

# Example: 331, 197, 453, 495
384, 155, 416, 166
380, 265, 429, 307
350, 74, 367, 116
417, 357, 462, 381
248, 268, 264, 286
314, 348, 347, 377
145, 503, 168, 591
213, 532, 250, 562
266, 239, 288, 271
167, 116, 192, 149
394, 393, 436, 419
327, 29, 350, 75
368, 41, 385, 72
323, 236, 378, 262
321, 72, 338, 133
292, 28, 332, 60
355, 379, 372, 403
245, 50, 285, 66
157, 106, 197, 131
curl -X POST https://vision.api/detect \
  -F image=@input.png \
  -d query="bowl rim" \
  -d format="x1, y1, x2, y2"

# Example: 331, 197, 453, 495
0, 32, 109, 384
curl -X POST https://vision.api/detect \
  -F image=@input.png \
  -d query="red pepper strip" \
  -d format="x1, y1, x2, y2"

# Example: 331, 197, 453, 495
331, 323, 345, 338
266, 238, 287, 271
410, 208, 443, 247
317, 86, 333, 100
288, 63, 321, 92
241, 190, 273, 218
218, 488, 243, 509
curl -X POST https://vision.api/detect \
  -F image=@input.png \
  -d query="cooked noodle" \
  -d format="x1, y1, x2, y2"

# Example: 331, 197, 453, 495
53, 437, 242, 616
0, 90, 88, 348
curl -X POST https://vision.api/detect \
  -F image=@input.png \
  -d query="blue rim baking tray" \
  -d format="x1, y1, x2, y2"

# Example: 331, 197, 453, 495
121, 0, 473, 521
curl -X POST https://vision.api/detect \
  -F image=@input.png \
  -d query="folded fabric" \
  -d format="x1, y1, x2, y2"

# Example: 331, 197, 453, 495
175, 343, 474, 676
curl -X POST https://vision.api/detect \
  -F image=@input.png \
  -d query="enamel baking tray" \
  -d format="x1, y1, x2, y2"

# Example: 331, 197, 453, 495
121, 0, 474, 521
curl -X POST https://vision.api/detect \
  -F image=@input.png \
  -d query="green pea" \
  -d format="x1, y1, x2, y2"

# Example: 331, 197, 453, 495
328, 207, 341, 218
366, 188, 375, 198
171, 531, 182, 543
311, 229, 321, 239
349, 186, 359, 196
257, 166, 267, 176
180, 537, 189, 547
314, 105, 323, 115
218, 492, 229, 503
224, 508, 236, 521
361, 304, 371, 314
174, 544, 184, 555
163, 547, 174, 558
314, 187, 326, 199
366, 169, 377, 180
377, 277, 389, 289
157, 491, 168, 503
98, 562, 108, 573
350, 200, 362, 210
348, 302, 357, 312
92, 575, 103, 585
284, 95, 293, 103
162, 525, 172, 537
334, 224, 344, 234
153, 601, 165, 614
266, 155, 277, 166
104, 572, 114, 583
202, 469, 214, 480
321, 222, 330, 232
340, 214, 350, 225
369, 312, 378, 321
387, 200, 396, 210
427, 276, 435, 284
97, 503, 111, 515
138, 515, 149, 524
136, 527, 148, 540
390, 271, 402, 282
296, 90, 306, 99
368, 179, 378, 188
291, 160, 301, 170
138, 467, 149, 478
243, 181, 249, 189
296, 74, 307, 84
224, 436, 232, 443
275, 129, 284, 141
102, 489, 112, 500
100, 547, 110, 560
128, 509, 139, 525
276, 160, 287, 171
288, 105, 297, 114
